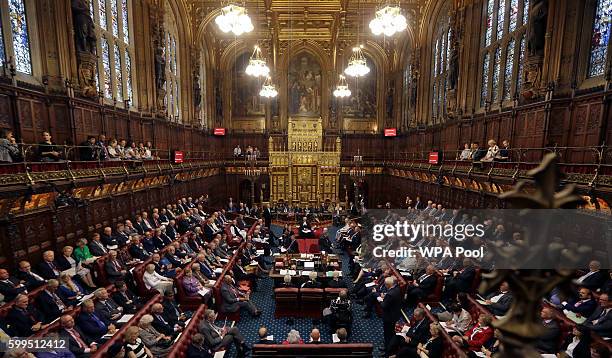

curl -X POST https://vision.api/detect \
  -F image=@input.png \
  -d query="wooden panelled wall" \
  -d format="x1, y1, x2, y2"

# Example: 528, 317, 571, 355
0, 175, 227, 268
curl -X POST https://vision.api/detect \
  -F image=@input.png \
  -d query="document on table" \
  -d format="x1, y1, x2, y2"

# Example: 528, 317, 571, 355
117, 314, 134, 323
214, 351, 226, 358
301, 271, 312, 277
563, 310, 587, 324
365, 282, 376, 288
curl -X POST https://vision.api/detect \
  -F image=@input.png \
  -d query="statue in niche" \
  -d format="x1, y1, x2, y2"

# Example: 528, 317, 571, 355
193, 70, 202, 111
154, 45, 166, 91
215, 84, 223, 122
386, 84, 394, 119
527, 0, 548, 57
72, 0, 96, 55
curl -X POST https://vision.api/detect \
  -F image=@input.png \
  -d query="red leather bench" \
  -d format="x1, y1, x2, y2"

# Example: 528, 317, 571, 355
274, 287, 299, 318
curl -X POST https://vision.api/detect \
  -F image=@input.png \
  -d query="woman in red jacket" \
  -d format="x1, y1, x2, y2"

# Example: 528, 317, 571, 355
463, 314, 494, 351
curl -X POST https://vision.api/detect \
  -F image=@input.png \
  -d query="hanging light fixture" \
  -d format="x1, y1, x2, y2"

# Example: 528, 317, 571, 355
245, 45, 270, 77
333, 74, 351, 98
259, 76, 278, 98
345, 45, 370, 77
215, 3, 254, 36
369, 4, 407, 37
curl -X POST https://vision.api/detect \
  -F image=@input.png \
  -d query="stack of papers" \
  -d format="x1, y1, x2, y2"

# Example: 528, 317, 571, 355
365, 282, 376, 288
214, 268, 223, 274
198, 288, 211, 296
117, 314, 134, 324
332, 334, 340, 343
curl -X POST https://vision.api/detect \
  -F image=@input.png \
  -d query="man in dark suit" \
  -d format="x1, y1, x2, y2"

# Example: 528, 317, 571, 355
444, 258, 477, 298
100, 227, 119, 248
263, 204, 272, 229
576, 260, 607, 291
88, 233, 108, 257
257, 326, 276, 344
535, 307, 561, 354
406, 265, 439, 305
37, 279, 71, 323
186, 333, 213, 358
128, 237, 150, 261
220, 276, 261, 316
327, 271, 347, 288
104, 250, 127, 283
393, 308, 432, 356
37, 251, 61, 280
7, 294, 47, 337
132, 215, 146, 235
309, 328, 323, 344
381, 276, 402, 355
319, 228, 333, 253
562, 287, 597, 318
301, 272, 322, 289
161, 291, 188, 327
15, 260, 46, 290
150, 303, 182, 337
584, 293, 612, 338
0, 268, 27, 301
93, 288, 123, 324
198, 309, 248, 357
59, 314, 97, 357
111, 281, 141, 314
484, 281, 513, 316
76, 299, 116, 343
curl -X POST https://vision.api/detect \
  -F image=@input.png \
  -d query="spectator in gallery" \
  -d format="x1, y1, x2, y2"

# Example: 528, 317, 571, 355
482, 139, 500, 162
471, 142, 486, 162
125, 141, 141, 160
79, 136, 97, 161
145, 141, 154, 159
233, 144, 242, 158
459, 143, 472, 160
107, 139, 121, 160
96, 134, 109, 161
498, 139, 511, 161
0, 128, 21, 163
37, 131, 61, 162
117, 138, 127, 158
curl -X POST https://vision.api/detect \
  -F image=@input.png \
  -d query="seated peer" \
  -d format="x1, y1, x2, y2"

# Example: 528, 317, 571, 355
151, 253, 176, 278
143, 264, 174, 296
137, 314, 172, 357
150, 303, 182, 337
0, 268, 27, 302
186, 333, 214, 358
57, 273, 86, 305
56, 245, 96, 288
15, 260, 46, 290
535, 307, 561, 354
405, 265, 438, 305
190, 263, 213, 288
7, 294, 47, 337
558, 325, 592, 358
277, 274, 295, 288
584, 293, 612, 338
198, 309, 248, 357
88, 234, 108, 257
257, 326, 276, 344
283, 329, 304, 344
575, 260, 607, 291
220, 275, 261, 317
460, 314, 494, 351
327, 270, 347, 288
161, 291, 189, 327
562, 287, 597, 318
111, 280, 142, 314
93, 288, 123, 325
37, 250, 61, 280
76, 299, 116, 343
37, 279, 72, 323
73, 239, 95, 264
104, 250, 127, 283
483, 281, 513, 316
388, 308, 431, 355
123, 326, 153, 358
301, 271, 322, 289
436, 303, 472, 334
182, 267, 211, 304
334, 328, 348, 344
308, 328, 322, 344
59, 314, 97, 357
392, 323, 443, 358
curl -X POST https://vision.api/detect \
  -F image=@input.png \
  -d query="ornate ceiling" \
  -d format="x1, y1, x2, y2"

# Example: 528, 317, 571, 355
186, 0, 428, 68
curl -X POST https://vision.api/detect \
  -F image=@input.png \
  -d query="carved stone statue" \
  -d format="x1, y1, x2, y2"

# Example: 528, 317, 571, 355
410, 68, 419, 108
154, 45, 166, 91
215, 85, 223, 123
193, 71, 202, 110
526, 0, 548, 57
386, 86, 394, 119
71, 0, 96, 55
448, 47, 459, 90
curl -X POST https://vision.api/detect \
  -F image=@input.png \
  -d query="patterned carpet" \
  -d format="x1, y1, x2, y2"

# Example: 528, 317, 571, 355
221, 224, 386, 357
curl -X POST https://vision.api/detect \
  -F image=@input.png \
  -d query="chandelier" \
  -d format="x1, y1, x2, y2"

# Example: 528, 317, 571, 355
369, 5, 407, 37
259, 76, 278, 98
245, 45, 270, 77
345, 45, 370, 77
333, 74, 351, 98
215, 4, 254, 36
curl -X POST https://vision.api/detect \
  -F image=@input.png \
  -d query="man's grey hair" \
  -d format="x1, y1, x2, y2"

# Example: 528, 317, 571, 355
286, 329, 301, 344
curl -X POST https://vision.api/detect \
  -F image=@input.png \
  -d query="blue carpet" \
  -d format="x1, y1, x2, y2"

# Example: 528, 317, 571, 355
223, 224, 385, 357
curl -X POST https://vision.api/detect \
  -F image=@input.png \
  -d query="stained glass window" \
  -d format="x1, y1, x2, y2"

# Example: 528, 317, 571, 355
486, 0, 494, 46
503, 39, 515, 100
517, 35, 525, 92
121, 0, 129, 43
164, 3, 181, 121
430, 4, 451, 122
481, 0, 528, 107
496, 0, 505, 40
492, 48, 501, 102
101, 38, 112, 98
481, 53, 490, 107
588, 0, 612, 78
92, 0, 134, 105
8, 0, 32, 74
0, 17, 5, 66
509, 0, 519, 33
98, 0, 107, 29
